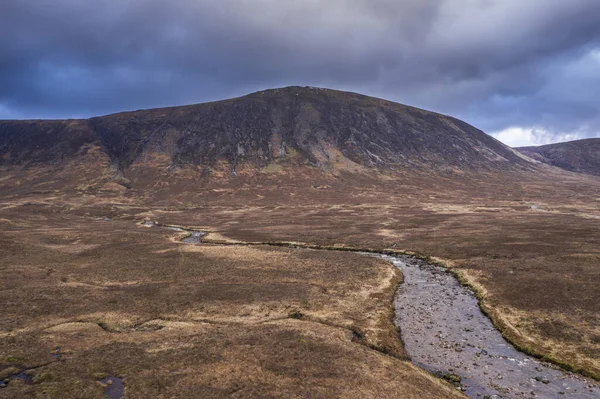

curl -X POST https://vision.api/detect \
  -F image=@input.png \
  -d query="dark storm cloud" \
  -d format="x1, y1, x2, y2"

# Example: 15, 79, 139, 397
1, 0, 599, 145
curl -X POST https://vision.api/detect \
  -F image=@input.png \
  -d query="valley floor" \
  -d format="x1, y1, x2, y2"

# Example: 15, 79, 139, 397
0, 171, 599, 397
0, 206, 461, 398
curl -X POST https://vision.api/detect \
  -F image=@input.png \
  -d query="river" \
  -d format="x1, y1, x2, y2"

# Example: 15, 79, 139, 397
386, 254, 599, 398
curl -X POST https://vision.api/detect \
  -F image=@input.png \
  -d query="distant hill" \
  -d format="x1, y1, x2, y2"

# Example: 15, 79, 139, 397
517, 138, 600, 176
0, 86, 536, 193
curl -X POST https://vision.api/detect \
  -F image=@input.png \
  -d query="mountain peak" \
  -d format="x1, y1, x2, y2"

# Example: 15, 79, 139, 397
0, 87, 535, 193
89, 86, 530, 171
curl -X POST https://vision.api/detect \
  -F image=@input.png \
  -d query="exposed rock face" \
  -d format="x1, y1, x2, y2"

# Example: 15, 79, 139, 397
1, 86, 534, 188
86, 87, 530, 172
517, 139, 600, 176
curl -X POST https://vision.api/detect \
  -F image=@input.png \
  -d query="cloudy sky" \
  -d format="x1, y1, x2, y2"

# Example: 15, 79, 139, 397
1, 0, 599, 146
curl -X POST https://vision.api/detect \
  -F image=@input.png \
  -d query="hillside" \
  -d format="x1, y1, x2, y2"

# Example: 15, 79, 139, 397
517, 138, 600, 176
1, 87, 600, 397
0, 87, 533, 188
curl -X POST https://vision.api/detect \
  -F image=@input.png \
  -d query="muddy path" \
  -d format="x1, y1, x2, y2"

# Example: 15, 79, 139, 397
146, 221, 599, 398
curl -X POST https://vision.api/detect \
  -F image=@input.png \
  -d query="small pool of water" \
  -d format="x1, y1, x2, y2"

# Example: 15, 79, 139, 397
142, 221, 206, 245
100, 375, 125, 399
0, 370, 34, 388
181, 231, 206, 244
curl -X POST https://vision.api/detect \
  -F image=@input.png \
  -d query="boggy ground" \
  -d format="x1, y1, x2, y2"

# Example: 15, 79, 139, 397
178, 203, 600, 380
179, 201, 600, 379
83, 167, 599, 380
0, 207, 461, 398
0, 166, 599, 397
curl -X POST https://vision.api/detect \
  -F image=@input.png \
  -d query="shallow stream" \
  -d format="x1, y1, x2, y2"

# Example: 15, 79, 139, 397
386, 255, 599, 398
143, 221, 206, 244
144, 221, 599, 398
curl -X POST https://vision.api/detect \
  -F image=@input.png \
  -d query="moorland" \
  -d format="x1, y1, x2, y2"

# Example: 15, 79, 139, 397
1, 87, 598, 398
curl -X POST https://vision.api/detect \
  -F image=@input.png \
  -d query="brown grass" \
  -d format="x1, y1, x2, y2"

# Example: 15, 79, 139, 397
0, 208, 462, 398
1, 167, 599, 397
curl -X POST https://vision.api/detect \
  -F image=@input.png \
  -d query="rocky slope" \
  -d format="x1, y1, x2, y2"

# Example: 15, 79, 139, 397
1, 87, 532, 168
0, 86, 537, 194
517, 138, 600, 176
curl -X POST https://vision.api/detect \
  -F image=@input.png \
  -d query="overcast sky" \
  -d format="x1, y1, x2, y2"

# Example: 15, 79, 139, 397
1, 0, 599, 146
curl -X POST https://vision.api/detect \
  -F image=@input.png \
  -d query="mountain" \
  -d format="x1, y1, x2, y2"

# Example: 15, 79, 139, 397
517, 138, 600, 176
0, 86, 535, 194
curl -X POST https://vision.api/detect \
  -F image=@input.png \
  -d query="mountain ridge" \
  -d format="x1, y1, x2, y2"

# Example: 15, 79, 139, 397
517, 138, 600, 176
1, 86, 532, 179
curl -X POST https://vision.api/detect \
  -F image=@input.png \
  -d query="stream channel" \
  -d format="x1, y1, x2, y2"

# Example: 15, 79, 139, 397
384, 254, 599, 399
149, 222, 599, 398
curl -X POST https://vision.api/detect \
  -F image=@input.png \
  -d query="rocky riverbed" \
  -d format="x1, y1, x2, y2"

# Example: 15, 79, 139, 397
386, 255, 599, 398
